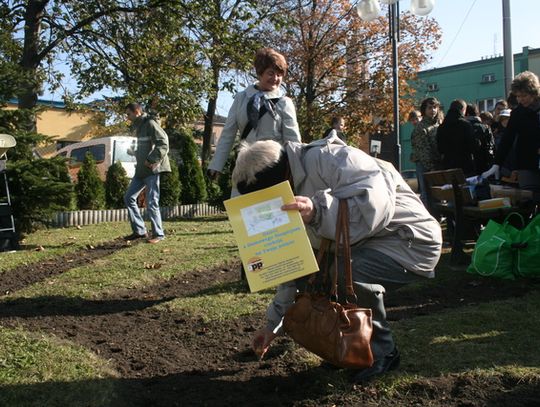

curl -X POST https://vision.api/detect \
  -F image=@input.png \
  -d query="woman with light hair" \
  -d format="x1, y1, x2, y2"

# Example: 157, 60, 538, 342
235, 136, 442, 384
482, 71, 540, 191
207, 48, 301, 181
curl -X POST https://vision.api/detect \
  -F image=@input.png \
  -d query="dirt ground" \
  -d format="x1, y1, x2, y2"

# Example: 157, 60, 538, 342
1, 240, 539, 406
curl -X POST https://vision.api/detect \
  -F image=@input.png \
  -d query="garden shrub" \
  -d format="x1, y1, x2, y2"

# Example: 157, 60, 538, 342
172, 129, 207, 204
75, 152, 105, 209
6, 156, 73, 233
105, 162, 129, 209
159, 160, 181, 207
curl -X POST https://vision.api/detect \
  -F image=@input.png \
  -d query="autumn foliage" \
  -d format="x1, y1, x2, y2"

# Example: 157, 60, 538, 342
272, 0, 441, 148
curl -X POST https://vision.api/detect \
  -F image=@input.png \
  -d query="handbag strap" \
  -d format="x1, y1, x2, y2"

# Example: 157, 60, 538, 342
332, 199, 357, 304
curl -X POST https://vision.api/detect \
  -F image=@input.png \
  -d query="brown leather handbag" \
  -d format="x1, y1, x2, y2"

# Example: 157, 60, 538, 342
283, 200, 374, 369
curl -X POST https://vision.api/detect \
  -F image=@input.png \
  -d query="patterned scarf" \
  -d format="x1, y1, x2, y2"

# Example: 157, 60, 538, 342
246, 89, 281, 130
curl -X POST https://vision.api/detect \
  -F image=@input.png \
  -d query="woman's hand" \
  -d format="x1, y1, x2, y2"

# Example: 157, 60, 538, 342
251, 327, 277, 360
281, 196, 316, 224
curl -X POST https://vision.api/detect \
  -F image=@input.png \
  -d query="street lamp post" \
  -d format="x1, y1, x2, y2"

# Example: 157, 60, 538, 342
356, 0, 435, 172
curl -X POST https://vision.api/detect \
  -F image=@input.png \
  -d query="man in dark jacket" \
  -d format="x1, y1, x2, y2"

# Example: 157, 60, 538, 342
465, 104, 494, 174
124, 103, 171, 243
437, 99, 476, 176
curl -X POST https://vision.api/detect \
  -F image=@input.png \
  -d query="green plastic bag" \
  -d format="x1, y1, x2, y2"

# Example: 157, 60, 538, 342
514, 214, 540, 278
467, 213, 523, 280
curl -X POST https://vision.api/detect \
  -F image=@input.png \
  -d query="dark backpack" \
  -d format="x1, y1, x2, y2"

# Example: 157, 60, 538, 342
472, 122, 494, 173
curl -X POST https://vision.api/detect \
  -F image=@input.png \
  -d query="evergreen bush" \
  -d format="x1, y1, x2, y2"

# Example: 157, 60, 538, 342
75, 152, 105, 209
105, 162, 129, 209
159, 160, 181, 207
7, 156, 73, 233
205, 153, 234, 210
173, 129, 207, 204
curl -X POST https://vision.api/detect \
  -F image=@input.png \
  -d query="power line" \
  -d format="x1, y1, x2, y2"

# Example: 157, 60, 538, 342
435, 0, 479, 68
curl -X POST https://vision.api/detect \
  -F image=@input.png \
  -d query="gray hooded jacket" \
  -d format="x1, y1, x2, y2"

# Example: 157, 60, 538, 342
266, 135, 442, 333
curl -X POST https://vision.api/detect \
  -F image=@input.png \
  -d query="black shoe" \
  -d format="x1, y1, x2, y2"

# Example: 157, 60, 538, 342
350, 347, 400, 384
123, 232, 147, 241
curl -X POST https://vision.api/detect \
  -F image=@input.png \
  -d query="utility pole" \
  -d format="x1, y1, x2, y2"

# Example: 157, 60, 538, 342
502, 0, 513, 98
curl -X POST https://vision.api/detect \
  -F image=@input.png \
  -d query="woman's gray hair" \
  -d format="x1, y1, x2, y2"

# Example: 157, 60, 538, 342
232, 140, 283, 187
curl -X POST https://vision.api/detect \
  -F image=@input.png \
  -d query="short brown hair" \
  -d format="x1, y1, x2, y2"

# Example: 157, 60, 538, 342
511, 71, 540, 98
254, 48, 288, 76
125, 102, 142, 112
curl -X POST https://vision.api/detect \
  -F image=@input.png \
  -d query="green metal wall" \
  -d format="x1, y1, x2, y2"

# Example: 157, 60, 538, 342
399, 47, 538, 171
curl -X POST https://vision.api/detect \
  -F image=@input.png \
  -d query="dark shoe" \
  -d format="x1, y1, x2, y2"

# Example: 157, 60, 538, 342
350, 347, 400, 384
124, 232, 147, 241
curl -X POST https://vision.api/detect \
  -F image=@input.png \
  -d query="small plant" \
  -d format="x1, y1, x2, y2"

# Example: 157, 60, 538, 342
159, 160, 181, 207
173, 129, 207, 204
7, 156, 73, 233
105, 162, 130, 209
75, 152, 105, 209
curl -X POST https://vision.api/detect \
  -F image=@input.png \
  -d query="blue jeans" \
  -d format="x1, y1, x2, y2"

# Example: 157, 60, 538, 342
124, 174, 164, 238
416, 161, 428, 207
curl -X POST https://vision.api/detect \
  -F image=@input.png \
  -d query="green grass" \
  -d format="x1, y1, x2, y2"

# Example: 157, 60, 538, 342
0, 222, 134, 273
0, 326, 116, 407
6, 218, 238, 299
162, 281, 274, 322
394, 290, 540, 377
1, 217, 540, 405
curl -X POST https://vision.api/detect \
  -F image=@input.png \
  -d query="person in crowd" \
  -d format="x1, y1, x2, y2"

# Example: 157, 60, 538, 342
465, 104, 494, 174
124, 102, 171, 244
483, 71, 540, 192
207, 48, 301, 183
235, 136, 442, 384
494, 109, 518, 181
479, 111, 493, 127
323, 116, 347, 142
437, 99, 476, 177
408, 110, 421, 127
410, 98, 442, 207
490, 99, 508, 141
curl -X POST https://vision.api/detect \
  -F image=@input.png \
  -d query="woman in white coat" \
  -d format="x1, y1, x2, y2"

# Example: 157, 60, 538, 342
207, 48, 301, 180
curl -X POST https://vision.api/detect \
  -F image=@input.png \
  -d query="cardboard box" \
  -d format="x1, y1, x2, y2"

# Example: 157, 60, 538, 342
477, 197, 511, 210
489, 185, 533, 205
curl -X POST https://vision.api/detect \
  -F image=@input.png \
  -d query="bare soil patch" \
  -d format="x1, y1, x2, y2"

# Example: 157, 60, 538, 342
1, 243, 539, 406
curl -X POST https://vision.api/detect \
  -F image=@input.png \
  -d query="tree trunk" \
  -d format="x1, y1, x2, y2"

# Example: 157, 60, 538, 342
201, 64, 220, 167
18, 0, 48, 132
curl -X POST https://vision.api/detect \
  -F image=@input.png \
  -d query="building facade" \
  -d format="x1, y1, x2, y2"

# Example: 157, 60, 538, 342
401, 46, 540, 170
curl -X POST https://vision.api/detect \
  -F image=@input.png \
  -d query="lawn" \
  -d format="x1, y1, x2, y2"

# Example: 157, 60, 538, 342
0, 216, 539, 406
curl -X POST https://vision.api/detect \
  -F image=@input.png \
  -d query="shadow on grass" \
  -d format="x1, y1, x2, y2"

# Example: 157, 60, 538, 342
0, 295, 175, 318
1, 364, 539, 407
385, 251, 540, 321
0, 366, 342, 407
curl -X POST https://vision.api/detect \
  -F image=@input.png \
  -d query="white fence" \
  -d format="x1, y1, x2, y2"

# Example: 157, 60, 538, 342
50, 203, 224, 228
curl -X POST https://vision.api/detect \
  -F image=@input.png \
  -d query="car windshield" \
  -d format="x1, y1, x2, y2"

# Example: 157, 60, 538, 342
70, 144, 106, 164
113, 139, 137, 163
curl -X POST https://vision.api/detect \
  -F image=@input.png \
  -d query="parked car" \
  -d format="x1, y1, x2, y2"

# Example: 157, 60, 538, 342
55, 135, 137, 181
401, 169, 418, 193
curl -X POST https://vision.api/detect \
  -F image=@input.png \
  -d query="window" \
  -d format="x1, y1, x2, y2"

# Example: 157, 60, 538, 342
113, 139, 137, 163
477, 98, 498, 112
481, 73, 496, 83
427, 83, 439, 92
70, 144, 106, 164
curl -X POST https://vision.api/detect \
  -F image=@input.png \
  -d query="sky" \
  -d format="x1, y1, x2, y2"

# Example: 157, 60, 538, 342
42, 0, 540, 116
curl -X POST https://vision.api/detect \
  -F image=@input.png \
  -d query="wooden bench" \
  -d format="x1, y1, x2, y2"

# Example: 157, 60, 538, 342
424, 169, 520, 264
